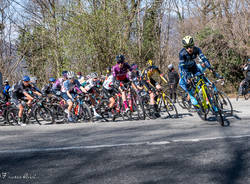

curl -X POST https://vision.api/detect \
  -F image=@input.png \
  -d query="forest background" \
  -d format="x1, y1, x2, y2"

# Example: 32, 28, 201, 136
0, 0, 249, 92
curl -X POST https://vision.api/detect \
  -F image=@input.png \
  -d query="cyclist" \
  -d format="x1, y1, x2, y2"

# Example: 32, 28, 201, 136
178, 35, 213, 106
130, 64, 143, 92
53, 71, 68, 95
82, 72, 102, 118
167, 64, 179, 103
41, 77, 57, 96
141, 59, 168, 114
2, 80, 11, 102
103, 70, 116, 114
11, 76, 42, 126
239, 59, 250, 96
77, 72, 85, 85
112, 54, 133, 112
61, 71, 87, 122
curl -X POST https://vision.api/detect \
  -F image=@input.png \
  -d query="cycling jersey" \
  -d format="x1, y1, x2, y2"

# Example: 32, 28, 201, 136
142, 66, 161, 81
103, 75, 114, 90
63, 79, 82, 93
42, 84, 55, 95
54, 78, 66, 92
84, 78, 97, 92
142, 65, 168, 87
244, 64, 250, 81
3, 84, 10, 96
168, 70, 179, 85
131, 71, 143, 87
179, 46, 211, 82
112, 63, 132, 81
78, 76, 85, 85
12, 81, 36, 100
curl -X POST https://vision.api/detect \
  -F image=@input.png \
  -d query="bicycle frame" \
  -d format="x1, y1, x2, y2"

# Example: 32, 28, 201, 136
191, 76, 214, 113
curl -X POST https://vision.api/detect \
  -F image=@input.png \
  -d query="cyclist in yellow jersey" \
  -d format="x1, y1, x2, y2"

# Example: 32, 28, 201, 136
141, 60, 168, 113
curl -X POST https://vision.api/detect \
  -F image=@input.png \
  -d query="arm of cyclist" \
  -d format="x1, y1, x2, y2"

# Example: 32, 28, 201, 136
23, 91, 34, 101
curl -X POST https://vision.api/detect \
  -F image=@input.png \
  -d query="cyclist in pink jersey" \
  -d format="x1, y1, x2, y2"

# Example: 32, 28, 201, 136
112, 55, 132, 112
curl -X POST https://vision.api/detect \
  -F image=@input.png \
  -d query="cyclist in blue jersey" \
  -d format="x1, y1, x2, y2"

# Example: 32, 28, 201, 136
178, 35, 213, 106
62, 71, 87, 122
3, 80, 11, 102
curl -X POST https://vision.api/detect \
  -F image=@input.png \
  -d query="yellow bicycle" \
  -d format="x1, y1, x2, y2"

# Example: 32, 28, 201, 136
189, 74, 225, 126
156, 89, 178, 118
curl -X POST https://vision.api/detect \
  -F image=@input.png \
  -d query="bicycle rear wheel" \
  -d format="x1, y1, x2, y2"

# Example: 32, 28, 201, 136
130, 93, 145, 120
194, 92, 208, 121
176, 90, 190, 109
216, 91, 233, 116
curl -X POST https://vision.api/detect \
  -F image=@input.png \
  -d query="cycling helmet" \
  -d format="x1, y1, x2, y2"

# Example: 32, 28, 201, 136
77, 72, 82, 76
116, 55, 125, 63
49, 77, 56, 82
131, 64, 138, 71
90, 72, 98, 79
62, 70, 67, 75
182, 35, 194, 48
23, 76, 30, 82
147, 60, 153, 66
4, 80, 8, 83
168, 64, 174, 70
67, 71, 75, 79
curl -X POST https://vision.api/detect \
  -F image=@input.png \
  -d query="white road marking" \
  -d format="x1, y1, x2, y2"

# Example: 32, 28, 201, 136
1, 134, 250, 154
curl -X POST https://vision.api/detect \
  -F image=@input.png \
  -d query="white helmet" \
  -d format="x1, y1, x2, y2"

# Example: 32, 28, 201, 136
90, 72, 98, 79
168, 64, 174, 70
67, 71, 75, 79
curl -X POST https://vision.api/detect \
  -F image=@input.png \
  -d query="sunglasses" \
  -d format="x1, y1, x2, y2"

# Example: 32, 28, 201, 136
185, 46, 194, 49
117, 61, 124, 64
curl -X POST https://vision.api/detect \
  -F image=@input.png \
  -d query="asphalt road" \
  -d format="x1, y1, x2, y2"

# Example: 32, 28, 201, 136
0, 98, 249, 184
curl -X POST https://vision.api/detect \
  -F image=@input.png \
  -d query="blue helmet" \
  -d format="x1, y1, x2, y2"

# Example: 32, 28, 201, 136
116, 55, 125, 64
49, 77, 56, 82
62, 70, 68, 78
23, 76, 30, 82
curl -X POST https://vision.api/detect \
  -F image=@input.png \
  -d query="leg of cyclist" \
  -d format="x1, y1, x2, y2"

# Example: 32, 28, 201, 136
67, 100, 74, 121
18, 103, 25, 126
11, 98, 26, 126
119, 80, 130, 113
173, 83, 177, 103
179, 77, 198, 106
148, 80, 160, 117
61, 92, 74, 122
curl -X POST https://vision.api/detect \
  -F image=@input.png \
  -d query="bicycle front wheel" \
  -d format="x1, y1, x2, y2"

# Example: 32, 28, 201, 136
79, 102, 93, 122
35, 106, 55, 125
161, 95, 178, 118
